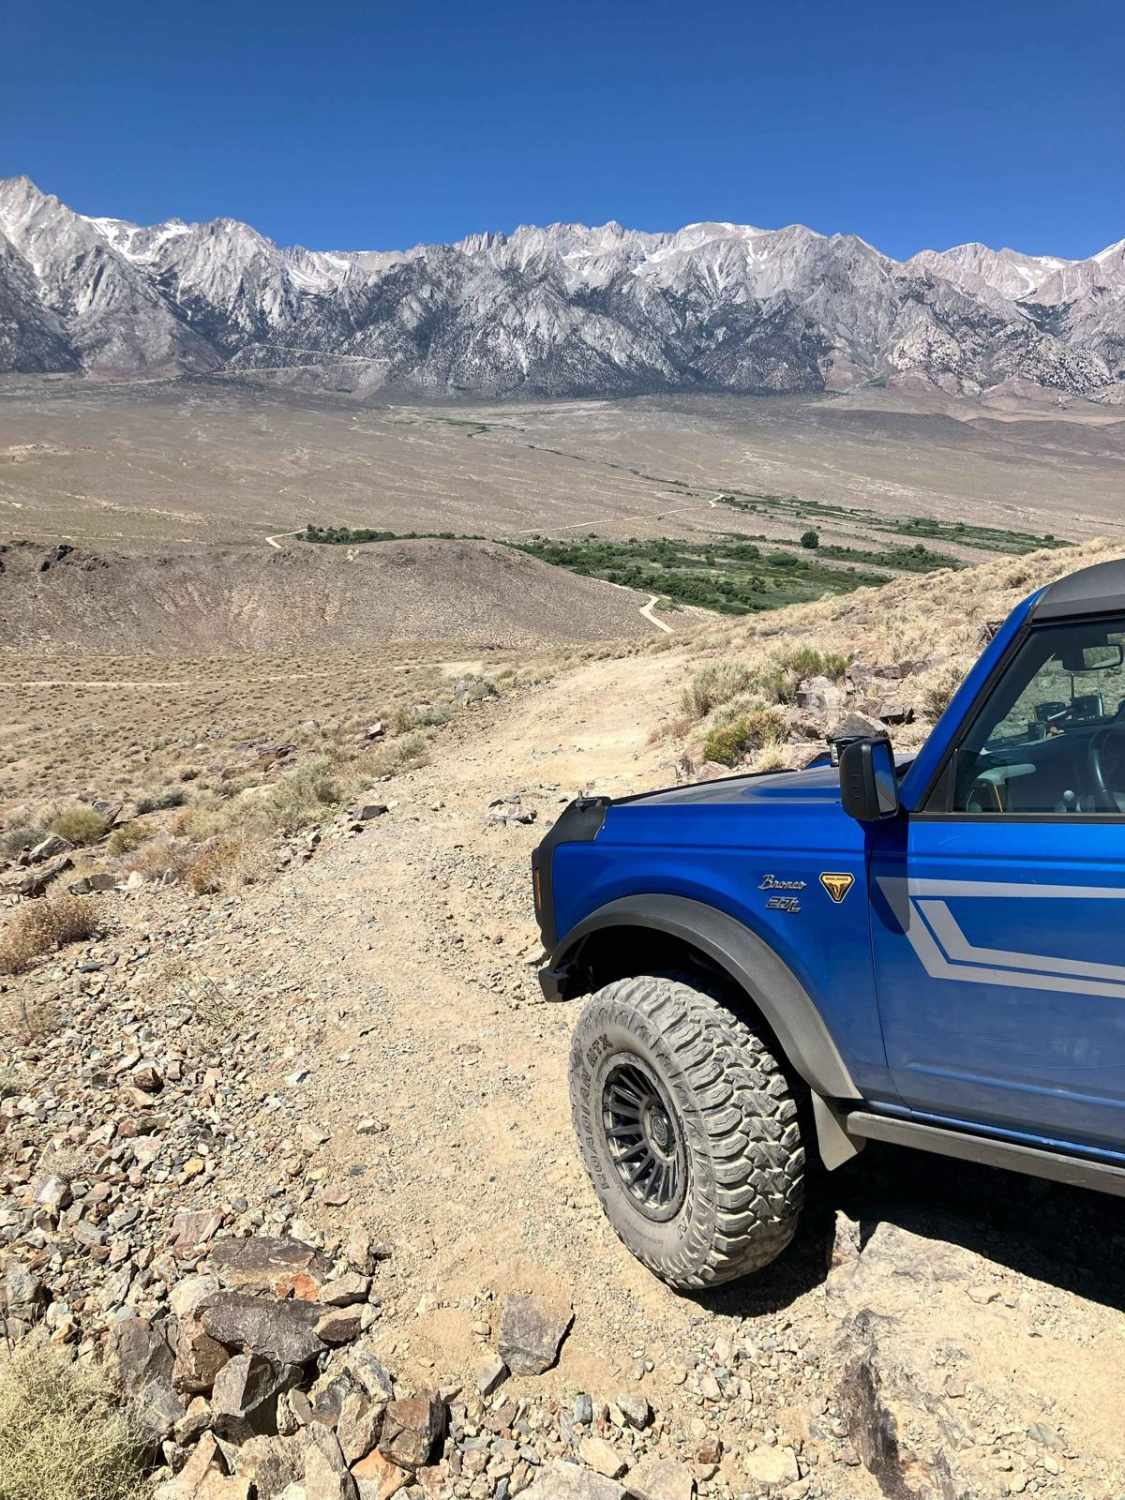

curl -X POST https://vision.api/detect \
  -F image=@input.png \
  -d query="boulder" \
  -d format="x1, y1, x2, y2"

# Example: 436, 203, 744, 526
336, 1389, 384, 1464
377, 1393, 443, 1470
299, 1422, 357, 1500
115, 1316, 186, 1444
200, 1292, 326, 1365
208, 1236, 333, 1300
211, 1352, 296, 1441
498, 1291, 573, 1375
227, 1433, 304, 1499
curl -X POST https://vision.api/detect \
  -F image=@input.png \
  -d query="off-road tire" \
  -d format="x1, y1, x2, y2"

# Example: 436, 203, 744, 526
568, 972, 804, 1289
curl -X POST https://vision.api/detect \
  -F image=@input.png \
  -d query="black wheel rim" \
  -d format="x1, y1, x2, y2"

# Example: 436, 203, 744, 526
601, 1058, 687, 1221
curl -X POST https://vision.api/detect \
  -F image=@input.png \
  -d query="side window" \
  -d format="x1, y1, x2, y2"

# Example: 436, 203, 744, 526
948, 619, 1125, 815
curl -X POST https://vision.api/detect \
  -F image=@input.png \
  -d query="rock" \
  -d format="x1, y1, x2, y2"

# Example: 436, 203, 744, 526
377, 1393, 443, 1470
2, 851, 73, 896
614, 1391, 650, 1429
337, 1390, 384, 1464
171, 1274, 231, 1394
486, 795, 537, 827
200, 1292, 326, 1365
319, 1275, 371, 1307
344, 1230, 378, 1274
152, 1431, 252, 1499
348, 1349, 395, 1401
171, 1274, 222, 1321
171, 1209, 224, 1258
114, 1318, 187, 1445
476, 1354, 509, 1397
315, 1306, 365, 1345
209, 1237, 333, 1300
175, 1397, 213, 1447
133, 1062, 164, 1093
70, 870, 117, 895
695, 760, 731, 781
299, 1422, 357, 1500
625, 1458, 696, 1500
795, 675, 845, 716
211, 1352, 295, 1440
352, 1451, 408, 1500
228, 1433, 304, 1497
4, 1258, 46, 1323
826, 1211, 863, 1277
364, 722, 386, 741
578, 1437, 628, 1479
572, 1393, 593, 1425
739, 1448, 800, 1488
498, 1291, 573, 1375
174, 1320, 230, 1396
29, 833, 71, 862
521, 1463, 627, 1500
350, 802, 388, 821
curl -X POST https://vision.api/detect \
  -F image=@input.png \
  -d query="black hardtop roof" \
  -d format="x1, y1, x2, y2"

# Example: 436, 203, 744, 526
1033, 558, 1125, 622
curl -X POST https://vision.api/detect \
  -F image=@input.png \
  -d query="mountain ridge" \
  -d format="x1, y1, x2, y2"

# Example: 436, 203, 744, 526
0, 175, 1121, 400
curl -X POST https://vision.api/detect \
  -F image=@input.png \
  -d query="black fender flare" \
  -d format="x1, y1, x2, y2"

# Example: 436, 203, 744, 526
552, 893, 861, 1105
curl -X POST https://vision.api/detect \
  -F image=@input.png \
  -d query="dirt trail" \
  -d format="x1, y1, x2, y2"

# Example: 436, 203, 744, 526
232, 654, 696, 1397
188, 645, 1125, 1497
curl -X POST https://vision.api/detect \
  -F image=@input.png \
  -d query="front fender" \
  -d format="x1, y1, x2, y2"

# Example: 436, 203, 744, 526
551, 893, 860, 1102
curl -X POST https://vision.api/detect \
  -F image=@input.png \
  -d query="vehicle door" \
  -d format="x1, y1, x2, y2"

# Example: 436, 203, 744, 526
869, 615, 1125, 1151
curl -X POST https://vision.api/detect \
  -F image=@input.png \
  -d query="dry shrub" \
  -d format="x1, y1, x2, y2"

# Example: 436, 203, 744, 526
186, 837, 262, 895
247, 757, 342, 836
106, 822, 150, 857
48, 806, 109, 846
123, 837, 193, 884
0, 894, 100, 977
0, 821, 46, 860
0, 1346, 149, 1500
703, 707, 785, 768
368, 732, 430, 778
681, 661, 753, 720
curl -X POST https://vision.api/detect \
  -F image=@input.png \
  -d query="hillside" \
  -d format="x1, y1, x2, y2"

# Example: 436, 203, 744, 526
0, 537, 653, 650
3, 541, 1125, 1500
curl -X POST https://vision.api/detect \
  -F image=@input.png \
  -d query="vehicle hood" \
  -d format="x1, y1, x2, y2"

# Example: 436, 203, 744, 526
617, 762, 843, 809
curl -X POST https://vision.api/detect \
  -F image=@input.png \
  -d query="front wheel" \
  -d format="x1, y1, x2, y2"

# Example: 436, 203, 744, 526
568, 973, 804, 1289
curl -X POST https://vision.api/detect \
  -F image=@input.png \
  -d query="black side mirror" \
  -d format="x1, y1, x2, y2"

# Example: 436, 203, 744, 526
840, 737, 900, 822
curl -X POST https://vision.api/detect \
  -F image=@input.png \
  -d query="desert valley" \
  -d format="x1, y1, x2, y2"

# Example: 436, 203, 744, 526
2, 176, 1125, 1500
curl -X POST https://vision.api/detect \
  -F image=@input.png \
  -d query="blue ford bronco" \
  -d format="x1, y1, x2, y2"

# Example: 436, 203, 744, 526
531, 557, 1125, 1288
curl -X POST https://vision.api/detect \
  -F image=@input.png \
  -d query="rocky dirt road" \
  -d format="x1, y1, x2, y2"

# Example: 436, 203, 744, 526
7, 644, 1125, 1497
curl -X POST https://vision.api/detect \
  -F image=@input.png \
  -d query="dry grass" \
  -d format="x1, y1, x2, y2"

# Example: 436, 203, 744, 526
0, 1347, 150, 1500
0, 894, 100, 977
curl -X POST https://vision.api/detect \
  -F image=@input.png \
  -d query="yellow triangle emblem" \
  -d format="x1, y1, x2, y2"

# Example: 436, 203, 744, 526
819, 872, 855, 904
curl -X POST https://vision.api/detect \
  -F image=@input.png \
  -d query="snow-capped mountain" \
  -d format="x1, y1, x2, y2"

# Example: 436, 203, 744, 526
0, 176, 1121, 400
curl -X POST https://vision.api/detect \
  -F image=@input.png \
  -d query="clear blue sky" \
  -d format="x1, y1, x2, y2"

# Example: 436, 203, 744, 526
4, 0, 1122, 260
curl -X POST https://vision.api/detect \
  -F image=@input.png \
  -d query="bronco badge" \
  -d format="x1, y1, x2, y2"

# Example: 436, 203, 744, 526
819, 872, 855, 904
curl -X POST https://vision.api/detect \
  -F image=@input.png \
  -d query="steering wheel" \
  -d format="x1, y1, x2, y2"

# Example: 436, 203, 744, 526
1087, 726, 1125, 811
